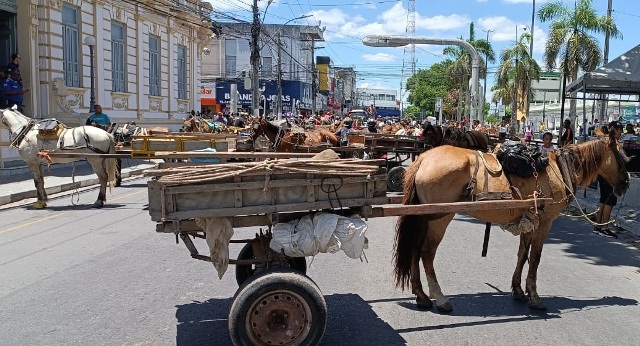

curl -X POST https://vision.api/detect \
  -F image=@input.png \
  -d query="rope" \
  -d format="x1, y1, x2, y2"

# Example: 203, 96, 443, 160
477, 151, 502, 174
70, 161, 80, 205
154, 159, 381, 186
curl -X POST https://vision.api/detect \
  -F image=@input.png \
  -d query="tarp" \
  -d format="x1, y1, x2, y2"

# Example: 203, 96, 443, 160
566, 44, 640, 95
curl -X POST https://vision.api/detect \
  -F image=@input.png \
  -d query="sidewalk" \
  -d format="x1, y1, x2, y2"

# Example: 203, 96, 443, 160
0, 158, 157, 206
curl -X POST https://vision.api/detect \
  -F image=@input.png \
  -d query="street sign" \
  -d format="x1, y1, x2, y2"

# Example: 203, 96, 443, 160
498, 105, 505, 117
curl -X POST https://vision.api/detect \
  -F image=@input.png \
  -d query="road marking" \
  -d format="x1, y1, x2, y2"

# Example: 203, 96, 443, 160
0, 189, 146, 235
0, 212, 69, 235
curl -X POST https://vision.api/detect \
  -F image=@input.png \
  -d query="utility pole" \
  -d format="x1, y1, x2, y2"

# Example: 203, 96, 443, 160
525, 0, 535, 127
250, 0, 261, 117
599, 0, 613, 122
276, 32, 283, 120
482, 29, 493, 125
311, 37, 316, 115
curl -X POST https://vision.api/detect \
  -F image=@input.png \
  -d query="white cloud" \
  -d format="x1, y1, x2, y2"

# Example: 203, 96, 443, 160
362, 53, 396, 62
502, 0, 551, 3
358, 81, 397, 89
477, 16, 547, 54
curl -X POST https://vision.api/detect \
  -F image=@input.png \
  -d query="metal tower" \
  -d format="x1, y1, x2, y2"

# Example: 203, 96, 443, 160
400, 0, 416, 117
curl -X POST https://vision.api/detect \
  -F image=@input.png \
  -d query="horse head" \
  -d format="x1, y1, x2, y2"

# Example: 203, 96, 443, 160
422, 124, 443, 147
600, 140, 630, 196
0, 106, 30, 133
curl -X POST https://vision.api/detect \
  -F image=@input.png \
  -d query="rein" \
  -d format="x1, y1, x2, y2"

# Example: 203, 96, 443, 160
9, 120, 35, 147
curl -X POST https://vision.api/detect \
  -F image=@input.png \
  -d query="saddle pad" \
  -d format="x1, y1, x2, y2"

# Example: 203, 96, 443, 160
36, 123, 66, 141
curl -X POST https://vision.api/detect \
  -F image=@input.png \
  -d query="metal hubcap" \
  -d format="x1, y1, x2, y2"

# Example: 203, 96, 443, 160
247, 290, 312, 345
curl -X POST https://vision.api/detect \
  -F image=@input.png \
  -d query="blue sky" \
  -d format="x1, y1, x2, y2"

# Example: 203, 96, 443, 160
209, 0, 637, 101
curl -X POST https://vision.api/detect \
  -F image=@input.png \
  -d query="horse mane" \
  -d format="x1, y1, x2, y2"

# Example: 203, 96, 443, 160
564, 139, 609, 187
264, 119, 281, 134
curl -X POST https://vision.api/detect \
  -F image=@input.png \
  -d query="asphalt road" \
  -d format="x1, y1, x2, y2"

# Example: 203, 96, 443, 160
1, 177, 639, 346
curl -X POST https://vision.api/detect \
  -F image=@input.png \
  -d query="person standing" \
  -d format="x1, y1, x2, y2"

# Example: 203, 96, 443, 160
2, 71, 29, 112
6, 53, 21, 76
498, 121, 508, 140
558, 119, 574, 146
593, 121, 624, 238
540, 132, 554, 155
86, 105, 112, 130
524, 123, 533, 142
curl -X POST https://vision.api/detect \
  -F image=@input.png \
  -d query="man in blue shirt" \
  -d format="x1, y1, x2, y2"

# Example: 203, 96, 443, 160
2, 71, 29, 112
86, 105, 112, 130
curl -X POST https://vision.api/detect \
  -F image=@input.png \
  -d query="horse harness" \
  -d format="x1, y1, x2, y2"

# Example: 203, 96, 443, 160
461, 151, 514, 202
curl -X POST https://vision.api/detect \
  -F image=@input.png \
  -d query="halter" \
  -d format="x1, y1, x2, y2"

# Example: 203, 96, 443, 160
1, 108, 35, 148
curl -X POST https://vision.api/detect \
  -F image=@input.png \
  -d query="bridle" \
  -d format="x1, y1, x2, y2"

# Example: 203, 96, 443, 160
1, 108, 34, 148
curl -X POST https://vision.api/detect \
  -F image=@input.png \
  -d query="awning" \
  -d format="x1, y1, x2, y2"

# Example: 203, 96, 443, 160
201, 98, 217, 106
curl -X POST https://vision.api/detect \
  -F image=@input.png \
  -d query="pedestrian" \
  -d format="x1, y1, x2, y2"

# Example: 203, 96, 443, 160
335, 118, 353, 146
524, 123, 533, 142
498, 121, 508, 140
86, 104, 112, 130
558, 119, 574, 146
364, 119, 377, 133
593, 121, 624, 238
2, 71, 29, 112
540, 132, 554, 155
214, 112, 227, 125
6, 53, 21, 76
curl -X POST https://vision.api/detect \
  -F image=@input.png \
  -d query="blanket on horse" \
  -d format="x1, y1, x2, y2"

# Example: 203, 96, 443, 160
495, 140, 549, 177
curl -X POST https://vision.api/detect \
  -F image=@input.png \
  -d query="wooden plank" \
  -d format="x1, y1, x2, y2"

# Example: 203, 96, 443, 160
46, 152, 133, 159
234, 175, 243, 208
371, 198, 553, 217
152, 196, 392, 221
152, 151, 319, 159
161, 174, 387, 195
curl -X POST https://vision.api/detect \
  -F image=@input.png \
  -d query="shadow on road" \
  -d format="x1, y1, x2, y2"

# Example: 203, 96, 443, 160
370, 292, 637, 333
545, 215, 640, 268
175, 293, 407, 346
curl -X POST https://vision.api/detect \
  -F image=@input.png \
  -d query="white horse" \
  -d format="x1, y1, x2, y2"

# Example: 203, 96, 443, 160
1, 107, 117, 208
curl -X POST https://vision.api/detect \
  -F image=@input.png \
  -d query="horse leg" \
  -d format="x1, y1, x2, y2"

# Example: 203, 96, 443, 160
422, 216, 453, 313
29, 164, 48, 208
525, 220, 553, 310
410, 254, 432, 309
511, 232, 532, 302
87, 158, 108, 208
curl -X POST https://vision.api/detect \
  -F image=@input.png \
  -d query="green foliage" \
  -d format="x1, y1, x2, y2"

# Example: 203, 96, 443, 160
485, 114, 499, 124
406, 60, 453, 113
403, 105, 421, 119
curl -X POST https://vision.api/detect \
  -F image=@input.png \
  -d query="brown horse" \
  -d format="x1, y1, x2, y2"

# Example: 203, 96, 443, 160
182, 117, 231, 133
248, 117, 339, 152
422, 124, 489, 151
393, 138, 629, 312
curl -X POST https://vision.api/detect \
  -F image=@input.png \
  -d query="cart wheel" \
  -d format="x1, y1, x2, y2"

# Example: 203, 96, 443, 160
235, 242, 307, 286
352, 151, 360, 159
229, 269, 327, 346
387, 166, 405, 192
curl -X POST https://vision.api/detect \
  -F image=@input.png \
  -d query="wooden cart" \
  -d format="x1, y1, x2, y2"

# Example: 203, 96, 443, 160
146, 159, 548, 346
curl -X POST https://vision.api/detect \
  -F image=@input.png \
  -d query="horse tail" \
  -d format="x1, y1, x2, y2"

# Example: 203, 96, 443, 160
393, 154, 428, 290
105, 136, 117, 187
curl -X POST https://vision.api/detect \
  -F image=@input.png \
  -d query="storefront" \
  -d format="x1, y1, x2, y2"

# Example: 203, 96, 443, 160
215, 80, 313, 115
200, 83, 220, 113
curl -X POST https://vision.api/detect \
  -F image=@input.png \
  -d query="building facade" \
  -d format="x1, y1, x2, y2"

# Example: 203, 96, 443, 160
355, 88, 400, 118
2, 0, 213, 166
201, 22, 322, 115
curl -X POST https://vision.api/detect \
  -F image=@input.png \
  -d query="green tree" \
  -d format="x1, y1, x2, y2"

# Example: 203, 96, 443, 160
538, 0, 621, 124
403, 105, 421, 119
495, 32, 541, 131
443, 22, 496, 120
406, 60, 453, 113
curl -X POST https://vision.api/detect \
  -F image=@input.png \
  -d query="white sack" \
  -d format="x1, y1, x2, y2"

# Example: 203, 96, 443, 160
270, 212, 368, 259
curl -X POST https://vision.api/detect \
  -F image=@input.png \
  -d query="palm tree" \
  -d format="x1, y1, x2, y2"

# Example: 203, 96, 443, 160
495, 32, 541, 132
443, 22, 496, 121
538, 0, 621, 125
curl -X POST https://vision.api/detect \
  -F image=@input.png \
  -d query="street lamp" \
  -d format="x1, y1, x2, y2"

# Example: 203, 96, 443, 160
482, 29, 493, 124
83, 35, 96, 113
363, 35, 481, 120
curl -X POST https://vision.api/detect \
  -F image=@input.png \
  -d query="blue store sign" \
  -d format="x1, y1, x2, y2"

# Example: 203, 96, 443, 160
216, 80, 313, 110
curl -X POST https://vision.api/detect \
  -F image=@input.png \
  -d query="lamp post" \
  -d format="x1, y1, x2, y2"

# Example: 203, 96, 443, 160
83, 35, 96, 113
482, 29, 493, 125
363, 35, 480, 120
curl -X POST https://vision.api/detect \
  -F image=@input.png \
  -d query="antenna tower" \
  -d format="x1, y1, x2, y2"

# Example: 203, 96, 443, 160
400, 0, 416, 117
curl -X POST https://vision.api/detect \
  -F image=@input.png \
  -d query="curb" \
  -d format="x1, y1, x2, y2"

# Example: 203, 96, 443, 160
0, 167, 149, 206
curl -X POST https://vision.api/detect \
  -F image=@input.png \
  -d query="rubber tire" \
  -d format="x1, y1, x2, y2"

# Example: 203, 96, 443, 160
235, 242, 307, 287
387, 166, 405, 192
229, 269, 327, 346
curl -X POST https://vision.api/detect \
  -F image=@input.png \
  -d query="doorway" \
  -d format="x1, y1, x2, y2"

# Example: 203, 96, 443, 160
0, 10, 17, 68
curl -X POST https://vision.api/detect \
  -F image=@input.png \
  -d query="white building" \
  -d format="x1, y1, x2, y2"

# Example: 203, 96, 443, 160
355, 88, 399, 109
1, 0, 213, 166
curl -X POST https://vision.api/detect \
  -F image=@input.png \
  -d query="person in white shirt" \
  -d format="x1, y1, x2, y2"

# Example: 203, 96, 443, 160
540, 132, 554, 155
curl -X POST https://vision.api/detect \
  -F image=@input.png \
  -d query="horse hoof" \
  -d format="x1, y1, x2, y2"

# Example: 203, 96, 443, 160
33, 201, 47, 209
528, 299, 547, 310
512, 289, 527, 302
92, 201, 104, 209
416, 298, 433, 310
436, 301, 453, 314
